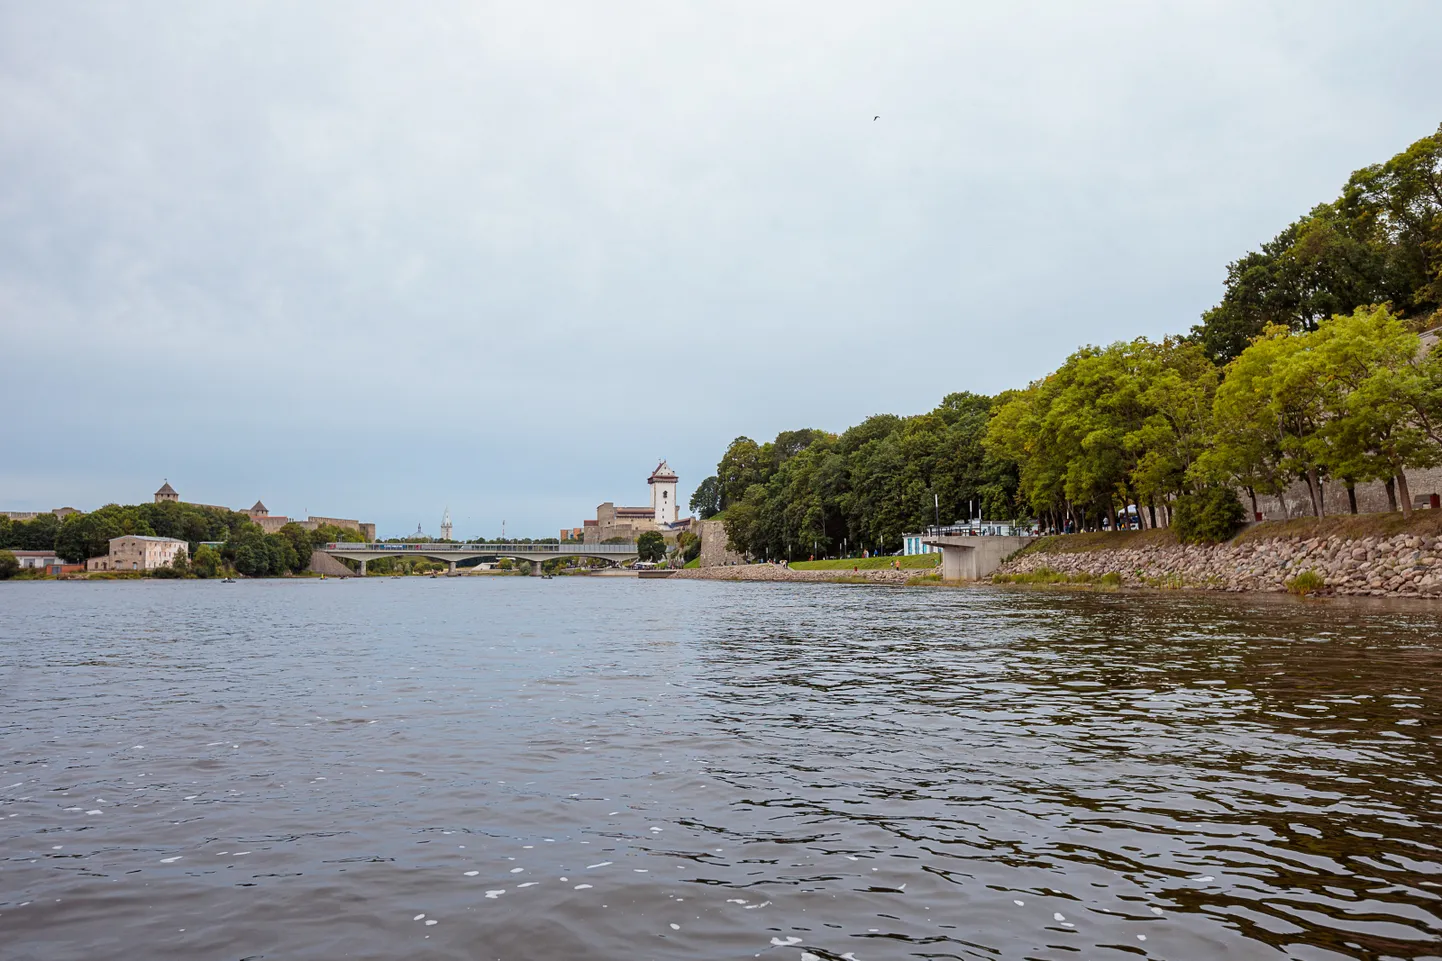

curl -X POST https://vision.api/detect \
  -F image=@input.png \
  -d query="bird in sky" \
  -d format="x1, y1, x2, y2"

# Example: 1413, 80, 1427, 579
873, 115, 879, 121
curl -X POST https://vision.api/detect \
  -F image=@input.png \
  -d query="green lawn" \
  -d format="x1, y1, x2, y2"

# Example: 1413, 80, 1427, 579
791, 554, 940, 571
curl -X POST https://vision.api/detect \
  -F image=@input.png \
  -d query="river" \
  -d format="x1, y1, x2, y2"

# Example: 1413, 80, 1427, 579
1, 578, 1439, 960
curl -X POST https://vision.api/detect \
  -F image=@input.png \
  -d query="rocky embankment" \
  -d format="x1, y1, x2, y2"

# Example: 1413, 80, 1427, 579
998, 529, 1442, 598
672, 564, 914, 585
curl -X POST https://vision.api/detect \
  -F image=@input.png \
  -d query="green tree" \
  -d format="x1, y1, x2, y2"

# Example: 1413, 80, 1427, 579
689, 476, 722, 519
0, 549, 18, 579
636, 530, 666, 563
717, 437, 764, 508
191, 544, 222, 578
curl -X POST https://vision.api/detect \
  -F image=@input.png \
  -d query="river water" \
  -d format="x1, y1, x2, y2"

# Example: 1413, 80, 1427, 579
1, 578, 1439, 960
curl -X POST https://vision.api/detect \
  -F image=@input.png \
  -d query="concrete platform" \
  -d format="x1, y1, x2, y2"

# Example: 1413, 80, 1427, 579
920, 535, 1034, 580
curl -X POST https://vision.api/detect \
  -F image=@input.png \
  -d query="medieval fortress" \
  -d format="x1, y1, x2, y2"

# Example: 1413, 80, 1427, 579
573, 461, 695, 544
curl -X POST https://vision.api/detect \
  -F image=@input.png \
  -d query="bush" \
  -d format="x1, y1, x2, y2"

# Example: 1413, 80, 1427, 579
1286, 569, 1326, 595
0, 549, 17, 580
1173, 487, 1246, 544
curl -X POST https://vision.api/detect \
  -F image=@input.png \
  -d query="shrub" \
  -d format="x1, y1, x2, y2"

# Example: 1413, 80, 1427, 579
1173, 487, 1246, 544
1098, 571, 1122, 587
1286, 569, 1326, 595
0, 549, 17, 580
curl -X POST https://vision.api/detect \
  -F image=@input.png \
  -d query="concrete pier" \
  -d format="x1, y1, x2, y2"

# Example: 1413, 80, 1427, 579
921, 535, 1034, 580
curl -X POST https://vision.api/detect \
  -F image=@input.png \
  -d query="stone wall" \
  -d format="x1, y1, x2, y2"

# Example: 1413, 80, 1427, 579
695, 518, 746, 568
997, 531, 1442, 598
1252, 468, 1442, 520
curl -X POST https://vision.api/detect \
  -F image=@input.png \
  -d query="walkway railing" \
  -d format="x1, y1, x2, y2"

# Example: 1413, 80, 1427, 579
325, 542, 638, 553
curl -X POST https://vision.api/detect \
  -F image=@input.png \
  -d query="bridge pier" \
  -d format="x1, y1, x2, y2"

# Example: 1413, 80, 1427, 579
358, 559, 366, 577
449, 561, 457, 575
532, 560, 543, 577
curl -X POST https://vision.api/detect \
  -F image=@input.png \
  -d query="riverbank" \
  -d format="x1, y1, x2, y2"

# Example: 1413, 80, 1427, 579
671, 563, 916, 585
996, 513, 1442, 598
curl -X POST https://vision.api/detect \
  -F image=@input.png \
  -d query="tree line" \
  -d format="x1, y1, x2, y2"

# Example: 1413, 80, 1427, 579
0, 501, 365, 577
696, 124, 1442, 557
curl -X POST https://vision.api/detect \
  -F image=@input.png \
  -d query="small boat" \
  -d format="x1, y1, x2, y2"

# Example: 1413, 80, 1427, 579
222, 577, 236, 584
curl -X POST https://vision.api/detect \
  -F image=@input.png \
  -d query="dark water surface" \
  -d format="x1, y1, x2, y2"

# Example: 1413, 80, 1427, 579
2, 579, 1440, 961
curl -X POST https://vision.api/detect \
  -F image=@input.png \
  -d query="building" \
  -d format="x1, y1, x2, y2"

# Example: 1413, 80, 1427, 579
440, 508, 453, 542
580, 461, 694, 544
3, 507, 82, 522
903, 522, 1024, 554
648, 461, 679, 525
150, 482, 376, 541
86, 535, 188, 572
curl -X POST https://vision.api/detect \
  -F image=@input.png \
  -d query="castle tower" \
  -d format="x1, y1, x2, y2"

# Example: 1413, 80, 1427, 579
648, 460, 678, 526
155, 480, 179, 504
440, 507, 453, 541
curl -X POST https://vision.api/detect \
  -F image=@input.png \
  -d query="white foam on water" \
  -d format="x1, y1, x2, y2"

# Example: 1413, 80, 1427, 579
744, 901, 770, 909
634, 868, 648, 872
669, 923, 680, 930
1014, 900, 1024, 906
518, 882, 538, 888
608, 811, 618, 815
85, 810, 101, 816
726, 899, 746, 904
1150, 907, 1163, 915
184, 796, 198, 800
1053, 913, 1066, 921
1138, 934, 1147, 941
587, 862, 612, 869
52, 846, 62, 850
770, 936, 801, 945
575, 884, 592, 890
1194, 876, 1214, 882
802, 954, 820, 961
160, 857, 182, 863
425, 919, 437, 926
510, 867, 524, 873
485, 890, 505, 898
463, 871, 479, 877
233, 851, 251, 856
413, 914, 425, 920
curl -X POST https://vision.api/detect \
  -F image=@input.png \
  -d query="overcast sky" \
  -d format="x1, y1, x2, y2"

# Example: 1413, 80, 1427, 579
3, 1, 1439, 538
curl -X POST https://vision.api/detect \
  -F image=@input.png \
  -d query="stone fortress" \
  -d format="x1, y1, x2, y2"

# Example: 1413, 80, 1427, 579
576, 461, 695, 544
152, 481, 376, 541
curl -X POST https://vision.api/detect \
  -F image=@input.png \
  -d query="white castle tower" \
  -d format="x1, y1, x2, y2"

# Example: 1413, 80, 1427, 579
648, 460, 679, 526
440, 507, 453, 541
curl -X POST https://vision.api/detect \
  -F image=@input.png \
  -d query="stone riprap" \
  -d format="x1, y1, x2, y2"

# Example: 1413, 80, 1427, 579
996, 532, 1442, 598
673, 563, 915, 585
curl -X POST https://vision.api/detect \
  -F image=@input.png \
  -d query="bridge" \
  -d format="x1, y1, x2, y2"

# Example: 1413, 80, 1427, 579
320, 541, 639, 575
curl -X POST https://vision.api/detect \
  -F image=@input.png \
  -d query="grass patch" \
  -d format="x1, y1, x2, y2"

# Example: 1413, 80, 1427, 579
1234, 511, 1442, 545
1285, 569, 1326, 595
683, 557, 700, 569
905, 573, 944, 586
792, 554, 940, 571
992, 568, 1124, 589
1025, 530, 1179, 555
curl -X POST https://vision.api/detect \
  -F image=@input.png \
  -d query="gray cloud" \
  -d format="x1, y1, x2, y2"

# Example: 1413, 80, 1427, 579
3, 1, 1438, 536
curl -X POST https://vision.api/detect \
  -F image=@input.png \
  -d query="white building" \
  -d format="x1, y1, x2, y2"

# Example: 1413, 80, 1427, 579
648, 461, 679, 526
87, 535, 188, 572
12, 550, 64, 571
